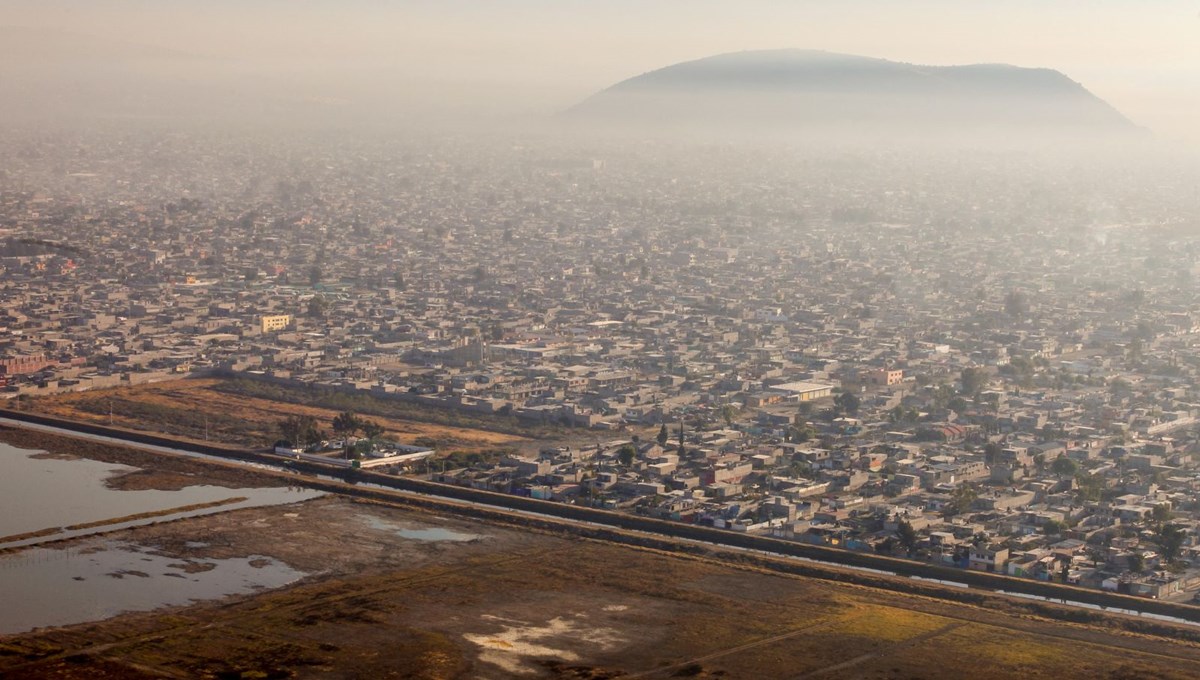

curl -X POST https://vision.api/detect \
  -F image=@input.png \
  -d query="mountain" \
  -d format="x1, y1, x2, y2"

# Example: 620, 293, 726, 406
566, 50, 1139, 139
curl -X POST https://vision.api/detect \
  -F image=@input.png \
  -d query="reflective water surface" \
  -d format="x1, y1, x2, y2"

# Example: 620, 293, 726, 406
0, 440, 320, 634
360, 515, 483, 542
0, 442, 322, 548
0, 541, 307, 634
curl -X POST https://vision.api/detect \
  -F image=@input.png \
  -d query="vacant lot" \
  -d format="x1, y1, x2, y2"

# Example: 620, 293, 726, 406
4, 486, 1200, 679
3, 426, 1200, 679
25, 378, 531, 455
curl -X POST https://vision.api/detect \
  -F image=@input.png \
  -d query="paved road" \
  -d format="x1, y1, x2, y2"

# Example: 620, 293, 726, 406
4, 414, 1199, 632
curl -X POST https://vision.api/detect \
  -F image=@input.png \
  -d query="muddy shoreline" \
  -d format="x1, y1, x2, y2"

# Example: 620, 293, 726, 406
6, 424, 1200, 677
0, 424, 287, 491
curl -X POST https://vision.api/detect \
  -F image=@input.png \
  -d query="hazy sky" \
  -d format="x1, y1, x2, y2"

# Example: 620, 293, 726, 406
6, 0, 1200, 142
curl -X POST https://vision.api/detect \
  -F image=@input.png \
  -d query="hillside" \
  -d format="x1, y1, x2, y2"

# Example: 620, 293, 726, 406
567, 50, 1139, 138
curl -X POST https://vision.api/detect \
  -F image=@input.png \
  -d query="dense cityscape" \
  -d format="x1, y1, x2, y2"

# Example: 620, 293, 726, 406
5, 128, 1200, 605
8, 1, 1200, 676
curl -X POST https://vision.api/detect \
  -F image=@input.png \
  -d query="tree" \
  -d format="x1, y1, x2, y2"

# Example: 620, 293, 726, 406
944, 484, 977, 518
1005, 356, 1035, 389
1074, 472, 1103, 503
1151, 504, 1172, 526
833, 392, 860, 416
1050, 455, 1078, 478
346, 419, 384, 457
1039, 423, 1068, 441
332, 411, 362, 441
1042, 519, 1067, 536
278, 416, 302, 445
720, 404, 739, 428
1004, 289, 1029, 317
656, 424, 669, 447
617, 444, 636, 467
788, 424, 816, 443
308, 264, 323, 287
960, 367, 987, 397
1126, 337, 1143, 363
1127, 552, 1145, 573
983, 441, 1004, 465
1156, 523, 1187, 562
361, 420, 385, 441
307, 294, 330, 318
278, 414, 321, 449
932, 384, 956, 410
897, 519, 918, 555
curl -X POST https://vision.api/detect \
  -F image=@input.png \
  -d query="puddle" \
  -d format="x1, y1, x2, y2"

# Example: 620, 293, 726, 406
0, 541, 307, 634
0, 443, 324, 549
396, 528, 480, 542
359, 515, 483, 542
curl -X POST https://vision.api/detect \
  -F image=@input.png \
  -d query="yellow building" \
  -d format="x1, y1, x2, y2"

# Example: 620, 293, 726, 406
769, 381, 835, 401
260, 314, 293, 333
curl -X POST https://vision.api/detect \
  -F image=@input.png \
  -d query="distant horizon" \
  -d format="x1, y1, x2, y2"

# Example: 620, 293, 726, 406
2, 1, 1198, 146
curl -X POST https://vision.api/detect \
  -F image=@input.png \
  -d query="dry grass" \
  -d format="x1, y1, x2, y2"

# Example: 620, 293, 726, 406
945, 627, 1065, 668
28, 378, 528, 452
62, 497, 248, 531
7, 501, 1200, 679
4, 432, 1200, 679
825, 604, 951, 642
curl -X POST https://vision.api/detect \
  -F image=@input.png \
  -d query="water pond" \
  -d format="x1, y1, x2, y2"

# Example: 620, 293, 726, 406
0, 541, 307, 634
0, 442, 323, 549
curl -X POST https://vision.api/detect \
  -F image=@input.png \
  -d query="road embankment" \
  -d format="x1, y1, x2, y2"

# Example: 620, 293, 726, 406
5, 406, 1200, 632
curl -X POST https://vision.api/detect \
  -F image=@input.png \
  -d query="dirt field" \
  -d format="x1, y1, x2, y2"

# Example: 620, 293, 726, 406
24, 378, 530, 454
4, 490, 1200, 679
5, 426, 1200, 679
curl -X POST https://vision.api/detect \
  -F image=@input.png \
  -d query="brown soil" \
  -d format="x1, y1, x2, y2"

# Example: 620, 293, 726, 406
4, 494, 1200, 680
0, 527, 63, 545
103, 469, 218, 492
62, 498, 248, 532
167, 561, 217, 574
24, 378, 529, 453
0, 425, 287, 491
5, 426, 1200, 678
28, 451, 81, 461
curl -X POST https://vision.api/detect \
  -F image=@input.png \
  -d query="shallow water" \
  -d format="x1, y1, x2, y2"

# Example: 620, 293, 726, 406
0, 442, 323, 548
360, 515, 482, 542
0, 541, 307, 634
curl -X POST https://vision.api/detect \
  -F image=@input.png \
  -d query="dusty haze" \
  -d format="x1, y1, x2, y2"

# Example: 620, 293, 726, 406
3, 0, 1199, 144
